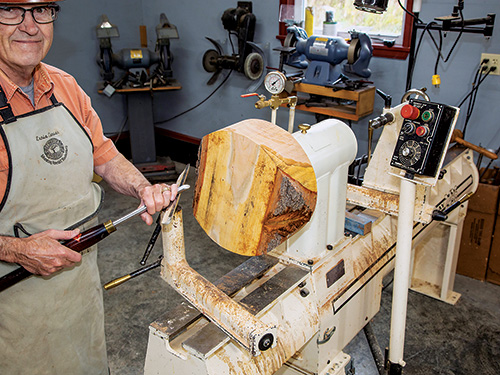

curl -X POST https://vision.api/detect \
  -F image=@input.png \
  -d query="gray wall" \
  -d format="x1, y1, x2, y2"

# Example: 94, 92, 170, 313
44, 0, 500, 165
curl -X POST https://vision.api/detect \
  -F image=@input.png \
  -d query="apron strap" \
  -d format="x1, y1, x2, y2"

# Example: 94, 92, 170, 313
0, 85, 16, 124
0, 86, 59, 123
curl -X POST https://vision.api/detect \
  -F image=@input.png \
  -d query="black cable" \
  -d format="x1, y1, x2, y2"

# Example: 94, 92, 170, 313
463, 71, 486, 135
397, 0, 423, 24
228, 30, 237, 54
457, 64, 485, 107
104, 115, 128, 143
434, 30, 443, 75
403, 2, 465, 86
442, 9, 465, 63
154, 70, 233, 126
462, 67, 492, 137
462, 66, 481, 135
408, 22, 437, 88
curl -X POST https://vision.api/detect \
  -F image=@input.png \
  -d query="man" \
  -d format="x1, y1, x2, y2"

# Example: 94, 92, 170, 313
0, 1, 178, 374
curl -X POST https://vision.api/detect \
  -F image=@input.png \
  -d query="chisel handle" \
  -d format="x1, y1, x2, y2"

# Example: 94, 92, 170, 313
0, 221, 116, 292
60, 220, 116, 252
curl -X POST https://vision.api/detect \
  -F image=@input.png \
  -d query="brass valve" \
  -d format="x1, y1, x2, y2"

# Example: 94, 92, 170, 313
253, 94, 297, 110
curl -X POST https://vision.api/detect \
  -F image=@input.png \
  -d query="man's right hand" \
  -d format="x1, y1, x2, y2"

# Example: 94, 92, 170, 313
0, 229, 82, 276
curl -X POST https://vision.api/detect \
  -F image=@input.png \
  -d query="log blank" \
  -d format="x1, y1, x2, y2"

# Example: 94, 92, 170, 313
193, 119, 317, 256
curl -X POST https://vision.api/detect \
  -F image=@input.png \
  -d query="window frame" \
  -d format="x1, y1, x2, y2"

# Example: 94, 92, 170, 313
277, 0, 415, 60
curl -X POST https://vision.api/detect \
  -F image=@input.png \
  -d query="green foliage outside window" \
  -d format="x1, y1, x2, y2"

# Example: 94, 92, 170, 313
307, 0, 405, 37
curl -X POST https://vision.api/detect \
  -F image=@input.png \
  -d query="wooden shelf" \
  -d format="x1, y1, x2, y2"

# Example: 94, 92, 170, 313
98, 79, 181, 94
289, 83, 376, 121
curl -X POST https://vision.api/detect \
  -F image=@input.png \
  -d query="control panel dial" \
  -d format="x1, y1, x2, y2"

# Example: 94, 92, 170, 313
402, 122, 416, 135
399, 140, 422, 167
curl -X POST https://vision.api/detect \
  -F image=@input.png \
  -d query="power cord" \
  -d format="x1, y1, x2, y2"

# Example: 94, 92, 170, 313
155, 30, 236, 126
458, 61, 493, 137
104, 115, 128, 143
401, 1, 465, 89
154, 70, 233, 126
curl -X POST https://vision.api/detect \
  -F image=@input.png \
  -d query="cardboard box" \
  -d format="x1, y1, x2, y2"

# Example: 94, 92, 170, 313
488, 232, 500, 285
457, 183, 499, 281
487, 184, 500, 285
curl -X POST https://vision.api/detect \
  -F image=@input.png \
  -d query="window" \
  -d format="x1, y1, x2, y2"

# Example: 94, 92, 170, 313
278, 0, 415, 59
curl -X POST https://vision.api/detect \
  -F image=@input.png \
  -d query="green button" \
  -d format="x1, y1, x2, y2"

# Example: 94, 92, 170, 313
422, 111, 433, 122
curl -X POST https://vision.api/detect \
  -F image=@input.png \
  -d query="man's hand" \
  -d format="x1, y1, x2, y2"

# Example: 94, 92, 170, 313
0, 229, 82, 276
95, 154, 182, 225
138, 183, 178, 225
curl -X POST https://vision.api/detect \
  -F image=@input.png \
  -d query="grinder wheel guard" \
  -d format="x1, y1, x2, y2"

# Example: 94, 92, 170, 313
193, 119, 317, 256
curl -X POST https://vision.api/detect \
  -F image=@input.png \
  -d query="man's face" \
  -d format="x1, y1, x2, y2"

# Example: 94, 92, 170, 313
0, 4, 53, 80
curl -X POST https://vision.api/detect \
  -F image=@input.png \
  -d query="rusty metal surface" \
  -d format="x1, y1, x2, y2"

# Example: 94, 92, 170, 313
239, 265, 308, 314
182, 322, 228, 359
346, 183, 433, 222
151, 255, 279, 339
202, 284, 320, 375
182, 264, 308, 359
162, 209, 277, 356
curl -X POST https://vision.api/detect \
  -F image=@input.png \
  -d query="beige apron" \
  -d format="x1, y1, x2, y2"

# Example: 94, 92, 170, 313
0, 95, 108, 375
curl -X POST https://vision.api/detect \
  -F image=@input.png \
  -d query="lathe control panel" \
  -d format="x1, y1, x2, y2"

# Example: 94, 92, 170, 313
390, 99, 458, 177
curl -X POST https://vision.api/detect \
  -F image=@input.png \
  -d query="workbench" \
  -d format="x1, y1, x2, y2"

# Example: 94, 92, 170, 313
99, 81, 181, 177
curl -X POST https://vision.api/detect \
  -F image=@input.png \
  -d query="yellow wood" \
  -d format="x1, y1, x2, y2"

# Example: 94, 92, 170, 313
193, 119, 317, 256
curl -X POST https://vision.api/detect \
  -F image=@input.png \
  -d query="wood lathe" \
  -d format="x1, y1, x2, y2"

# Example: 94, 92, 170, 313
142, 96, 480, 374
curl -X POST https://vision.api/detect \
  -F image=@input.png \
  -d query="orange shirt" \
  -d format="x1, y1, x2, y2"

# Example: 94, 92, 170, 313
0, 63, 118, 197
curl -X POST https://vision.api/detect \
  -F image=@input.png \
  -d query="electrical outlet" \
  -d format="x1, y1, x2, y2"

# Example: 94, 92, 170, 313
481, 53, 500, 75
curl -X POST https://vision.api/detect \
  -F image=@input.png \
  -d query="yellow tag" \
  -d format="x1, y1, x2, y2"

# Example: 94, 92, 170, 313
316, 37, 329, 42
130, 50, 143, 59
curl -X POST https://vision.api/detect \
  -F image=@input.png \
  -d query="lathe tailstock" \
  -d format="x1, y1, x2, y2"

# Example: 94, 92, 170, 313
144, 103, 477, 374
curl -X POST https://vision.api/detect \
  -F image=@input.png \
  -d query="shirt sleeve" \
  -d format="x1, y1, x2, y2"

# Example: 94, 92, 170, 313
52, 71, 119, 167
85, 104, 119, 166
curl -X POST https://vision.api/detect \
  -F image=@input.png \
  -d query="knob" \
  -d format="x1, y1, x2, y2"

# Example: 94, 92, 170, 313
401, 104, 420, 120
402, 122, 416, 135
416, 125, 429, 137
298, 124, 311, 134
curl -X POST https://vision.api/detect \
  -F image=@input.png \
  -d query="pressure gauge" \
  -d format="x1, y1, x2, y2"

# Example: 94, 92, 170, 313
264, 71, 286, 95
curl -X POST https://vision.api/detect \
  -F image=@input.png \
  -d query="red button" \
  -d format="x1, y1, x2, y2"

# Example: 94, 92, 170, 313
401, 104, 420, 120
416, 126, 429, 137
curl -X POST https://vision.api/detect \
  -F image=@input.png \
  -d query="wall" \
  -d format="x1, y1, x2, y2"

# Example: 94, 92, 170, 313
44, 0, 500, 165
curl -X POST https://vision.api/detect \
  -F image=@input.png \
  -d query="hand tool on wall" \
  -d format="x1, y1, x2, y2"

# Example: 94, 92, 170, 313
0, 184, 190, 293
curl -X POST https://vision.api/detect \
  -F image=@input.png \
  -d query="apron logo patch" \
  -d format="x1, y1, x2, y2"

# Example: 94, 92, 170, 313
41, 138, 68, 165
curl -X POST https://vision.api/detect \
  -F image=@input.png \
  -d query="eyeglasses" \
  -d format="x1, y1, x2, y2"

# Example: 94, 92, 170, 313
0, 5, 60, 26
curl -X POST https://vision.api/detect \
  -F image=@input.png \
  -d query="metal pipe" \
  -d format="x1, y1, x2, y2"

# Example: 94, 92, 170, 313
364, 322, 385, 375
271, 107, 277, 125
288, 105, 295, 133
388, 178, 416, 370
161, 208, 277, 356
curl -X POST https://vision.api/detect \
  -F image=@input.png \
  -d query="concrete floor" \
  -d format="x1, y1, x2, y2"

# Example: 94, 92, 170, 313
97, 162, 500, 375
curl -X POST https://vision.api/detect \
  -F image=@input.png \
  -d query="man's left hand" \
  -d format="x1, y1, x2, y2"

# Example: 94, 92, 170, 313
139, 183, 178, 225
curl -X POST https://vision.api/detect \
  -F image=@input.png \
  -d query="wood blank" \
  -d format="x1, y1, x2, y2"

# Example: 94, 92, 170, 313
193, 119, 317, 256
